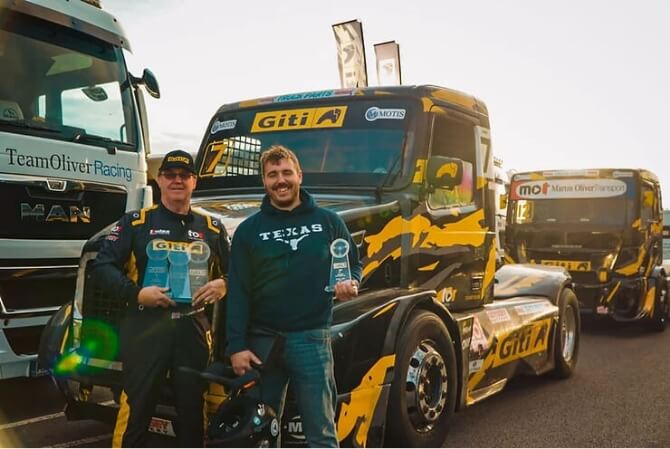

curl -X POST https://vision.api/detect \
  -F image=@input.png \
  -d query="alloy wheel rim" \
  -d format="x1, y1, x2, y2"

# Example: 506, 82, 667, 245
404, 340, 448, 432
561, 304, 577, 362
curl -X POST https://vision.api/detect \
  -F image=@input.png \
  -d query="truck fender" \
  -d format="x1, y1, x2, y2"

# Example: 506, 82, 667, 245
495, 263, 573, 305
380, 291, 463, 406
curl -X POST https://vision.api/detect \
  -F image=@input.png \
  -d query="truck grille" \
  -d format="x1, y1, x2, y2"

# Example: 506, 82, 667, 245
4, 325, 43, 355
0, 266, 77, 312
1, 178, 126, 240
570, 271, 599, 285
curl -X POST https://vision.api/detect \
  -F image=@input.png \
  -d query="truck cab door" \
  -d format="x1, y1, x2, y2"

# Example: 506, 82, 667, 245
418, 107, 495, 311
641, 181, 663, 269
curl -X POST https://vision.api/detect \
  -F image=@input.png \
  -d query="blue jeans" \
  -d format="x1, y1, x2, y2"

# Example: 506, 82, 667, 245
258, 328, 338, 448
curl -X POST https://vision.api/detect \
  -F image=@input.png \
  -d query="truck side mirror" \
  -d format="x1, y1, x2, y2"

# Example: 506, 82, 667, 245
426, 156, 463, 190
131, 69, 161, 99
141, 69, 160, 99
499, 193, 508, 210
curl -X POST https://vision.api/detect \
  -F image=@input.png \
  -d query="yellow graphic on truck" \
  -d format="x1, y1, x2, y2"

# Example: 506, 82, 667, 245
540, 260, 591, 271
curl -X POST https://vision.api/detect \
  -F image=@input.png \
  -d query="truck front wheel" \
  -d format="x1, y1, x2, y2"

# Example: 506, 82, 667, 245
386, 310, 457, 447
649, 279, 669, 332
553, 288, 580, 378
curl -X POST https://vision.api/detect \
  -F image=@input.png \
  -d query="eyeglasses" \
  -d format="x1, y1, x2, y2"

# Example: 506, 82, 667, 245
160, 172, 194, 180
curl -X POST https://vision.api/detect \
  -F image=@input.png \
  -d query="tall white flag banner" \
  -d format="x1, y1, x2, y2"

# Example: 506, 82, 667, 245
374, 41, 401, 86
332, 20, 368, 88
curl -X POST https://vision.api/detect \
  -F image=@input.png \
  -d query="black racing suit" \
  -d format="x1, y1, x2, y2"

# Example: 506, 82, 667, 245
93, 202, 229, 447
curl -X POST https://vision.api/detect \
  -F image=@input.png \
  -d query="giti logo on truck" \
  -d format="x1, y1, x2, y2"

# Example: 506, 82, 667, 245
251, 106, 347, 132
493, 318, 551, 367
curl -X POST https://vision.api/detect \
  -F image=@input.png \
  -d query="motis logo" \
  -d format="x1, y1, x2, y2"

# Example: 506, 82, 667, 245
251, 106, 347, 133
518, 182, 550, 197
365, 107, 406, 121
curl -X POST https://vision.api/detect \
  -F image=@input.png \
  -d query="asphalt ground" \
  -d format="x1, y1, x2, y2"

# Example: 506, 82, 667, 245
1, 317, 669, 447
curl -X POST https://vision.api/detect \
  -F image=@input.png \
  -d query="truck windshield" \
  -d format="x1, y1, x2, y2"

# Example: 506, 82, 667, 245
197, 99, 414, 188
510, 177, 636, 226
0, 11, 138, 150
511, 197, 634, 226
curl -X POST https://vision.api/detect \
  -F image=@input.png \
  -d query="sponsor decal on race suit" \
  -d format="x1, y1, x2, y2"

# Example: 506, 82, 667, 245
188, 229, 204, 240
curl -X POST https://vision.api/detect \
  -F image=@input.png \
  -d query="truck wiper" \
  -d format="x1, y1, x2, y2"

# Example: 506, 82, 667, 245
374, 134, 407, 202
375, 153, 402, 203
0, 118, 62, 134
71, 132, 131, 154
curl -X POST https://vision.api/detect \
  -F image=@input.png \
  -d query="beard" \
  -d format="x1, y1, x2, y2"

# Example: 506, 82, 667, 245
267, 181, 300, 208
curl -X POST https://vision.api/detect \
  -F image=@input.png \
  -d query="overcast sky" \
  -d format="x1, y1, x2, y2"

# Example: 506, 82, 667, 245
106, 0, 670, 200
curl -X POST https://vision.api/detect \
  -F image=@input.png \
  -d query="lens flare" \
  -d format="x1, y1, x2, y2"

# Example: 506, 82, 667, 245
54, 319, 119, 375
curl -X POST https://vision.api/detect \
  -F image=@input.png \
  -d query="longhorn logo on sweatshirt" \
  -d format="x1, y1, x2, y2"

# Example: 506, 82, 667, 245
259, 224, 323, 251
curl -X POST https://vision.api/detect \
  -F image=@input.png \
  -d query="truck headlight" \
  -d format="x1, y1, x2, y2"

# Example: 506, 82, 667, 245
517, 242, 528, 262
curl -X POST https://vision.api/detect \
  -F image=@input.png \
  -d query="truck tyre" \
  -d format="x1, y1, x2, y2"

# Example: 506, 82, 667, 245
386, 310, 457, 447
649, 279, 668, 333
553, 288, 580, 378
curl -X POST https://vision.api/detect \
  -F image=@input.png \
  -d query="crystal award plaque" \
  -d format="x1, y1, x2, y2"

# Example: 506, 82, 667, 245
143, 239, 169, 289
325, 238, 351, 292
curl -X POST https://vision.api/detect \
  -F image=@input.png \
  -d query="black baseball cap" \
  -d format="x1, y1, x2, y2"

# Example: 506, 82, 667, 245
159, 150, 196, 174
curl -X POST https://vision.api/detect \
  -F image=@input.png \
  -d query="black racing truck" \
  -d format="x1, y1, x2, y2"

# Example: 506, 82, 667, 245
40, 86, 581, 447
505, 169, 669, 331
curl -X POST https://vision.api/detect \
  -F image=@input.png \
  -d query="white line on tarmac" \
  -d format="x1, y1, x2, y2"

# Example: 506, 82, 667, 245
0, 400, 115, 431
47, 433, 112, 448
0, 412, 64, 431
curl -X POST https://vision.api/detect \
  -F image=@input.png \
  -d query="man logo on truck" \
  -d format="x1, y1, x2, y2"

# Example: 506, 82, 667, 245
20, 203, 91, 223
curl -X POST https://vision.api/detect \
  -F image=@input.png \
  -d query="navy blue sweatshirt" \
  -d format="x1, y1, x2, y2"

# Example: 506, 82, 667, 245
226, 189, 361, 355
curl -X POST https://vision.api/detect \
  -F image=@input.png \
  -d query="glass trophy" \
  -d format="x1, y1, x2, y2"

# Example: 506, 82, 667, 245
143, 239, 169, 289
168, 247, 192, 303
325, 238, 351, 292
188, 241, 211, 299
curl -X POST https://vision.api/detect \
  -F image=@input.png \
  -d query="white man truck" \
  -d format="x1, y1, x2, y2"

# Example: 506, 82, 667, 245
0, 0, 159, 379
